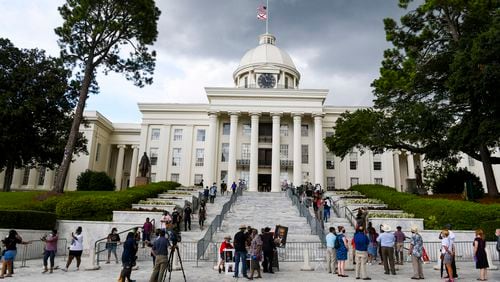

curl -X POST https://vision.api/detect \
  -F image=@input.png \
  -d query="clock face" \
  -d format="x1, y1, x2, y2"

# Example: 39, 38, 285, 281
258, 73, 276, 88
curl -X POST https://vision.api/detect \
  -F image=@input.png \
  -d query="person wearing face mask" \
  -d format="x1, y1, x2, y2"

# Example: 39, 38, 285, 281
106, 227, 121, 264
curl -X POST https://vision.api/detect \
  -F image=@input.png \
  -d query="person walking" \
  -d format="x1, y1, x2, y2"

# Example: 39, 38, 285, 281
231, 181, 237, 194
473, 229, 489, 281
0, 230, 29, 279
149, 230, 170, 282
233, 225, 249, 279
336, 226, 349, 277
221, 181, 227, 196
41, 229, 58, 274
63, 226, 83, 272
325, 227, 338, 274
248, 229, 263, 280
354, 226, 371, 280
160, 211, 172, 233
142, 217, 153, 248
409, 226, 424, 280
261, 227, 276, 274
323, 197, 332, 222
183, 204, 193, 231
441, 229, 455, 282
198, 206, 206, 230
394, 226, 406, 264
203, 186, 209, 202
106, 227, 121, 264
120, 232, 138, 282
377, 224, 396, 275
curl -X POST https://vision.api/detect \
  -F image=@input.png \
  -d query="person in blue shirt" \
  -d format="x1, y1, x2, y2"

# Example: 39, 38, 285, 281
377, 224, 396, 275
354, 226, 371, 280
325, 227, 338, 274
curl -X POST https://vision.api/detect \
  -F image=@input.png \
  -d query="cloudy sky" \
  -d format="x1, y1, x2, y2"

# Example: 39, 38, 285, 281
0, 0, 410, 123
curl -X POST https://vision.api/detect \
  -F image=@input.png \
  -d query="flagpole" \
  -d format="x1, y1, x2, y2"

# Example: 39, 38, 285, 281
266, 0, 269, 34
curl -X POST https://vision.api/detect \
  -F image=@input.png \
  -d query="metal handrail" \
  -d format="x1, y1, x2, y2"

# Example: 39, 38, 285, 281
94, 226, 141, 266
286, 189, 326, 245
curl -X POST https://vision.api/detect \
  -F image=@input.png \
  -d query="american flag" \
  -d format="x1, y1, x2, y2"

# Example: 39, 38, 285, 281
257, 5, 267, 20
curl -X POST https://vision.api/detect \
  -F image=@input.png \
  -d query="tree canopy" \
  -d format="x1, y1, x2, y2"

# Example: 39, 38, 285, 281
325, 0, 500, 196
53, 0, 161, 193
0, 38, 86, 191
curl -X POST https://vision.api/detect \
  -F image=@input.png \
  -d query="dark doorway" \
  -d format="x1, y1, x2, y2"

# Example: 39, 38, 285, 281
258, 149, 272, 167
258, 174, 271, 192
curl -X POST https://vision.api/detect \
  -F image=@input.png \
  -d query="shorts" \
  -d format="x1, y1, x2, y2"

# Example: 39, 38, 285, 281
250, 259, 260, 270
69, 250, 83, 257
443, 253, 453, 264
3, 250, 17, 261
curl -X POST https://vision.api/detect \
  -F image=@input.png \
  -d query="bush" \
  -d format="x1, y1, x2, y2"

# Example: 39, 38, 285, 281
433, 168, 484, 198
0, 210, 56, 230
76, 170, 115, 191
351, 184, 500, 240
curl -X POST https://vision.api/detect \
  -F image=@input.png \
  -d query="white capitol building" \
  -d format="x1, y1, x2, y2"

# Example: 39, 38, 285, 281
1, 33, 494, 192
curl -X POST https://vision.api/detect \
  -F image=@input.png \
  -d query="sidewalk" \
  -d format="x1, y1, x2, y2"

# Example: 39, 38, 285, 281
4, 256, 499, 281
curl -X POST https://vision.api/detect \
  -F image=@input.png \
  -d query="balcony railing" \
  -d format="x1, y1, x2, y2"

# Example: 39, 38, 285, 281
280, 160, 293, 167
236, 159, 293, 168
236, 159, 250, 167
258, 160, 272, 167
258, 136, 272, 143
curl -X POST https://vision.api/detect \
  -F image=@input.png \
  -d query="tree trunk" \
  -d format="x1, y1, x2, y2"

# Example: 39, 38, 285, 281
53, 58, 95, 194
2, 162, 14, 192
479, 144, 499, 197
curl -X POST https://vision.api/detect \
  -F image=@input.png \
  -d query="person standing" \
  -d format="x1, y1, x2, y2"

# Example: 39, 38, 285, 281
106, 227, 121, 264
231, 181, 237, 194
209, 183, 217, 203
218, 235, 233, 274
354, 226, 371, 280
160, 211, 172, 233
261, 227, 276, 274
441, 229, 454, 282
248, 229, 263, 279
120, 232, 138, 282
203, 186, 209, 202
409, 226, 424, 280
142, 218, 153, 248
63, 226, 83, 272
323, 197, 332, 223
444, 224, 458, 279
336, 226, 349, 277
325, 227, 338, 274
171, 208, 182, 231
42, 229, 58, 274
183, 204, 193, 231
377, 224, 396, 275
233, 225, 249, 279
198, 206, 206, 230
496, 229, 500, 262
473, 229, 489, 281
221, 181, 227, 196
149, 230, 170, 282
0, 230, 29, 279
367, 226, 378, 265
393, 226, 406, 265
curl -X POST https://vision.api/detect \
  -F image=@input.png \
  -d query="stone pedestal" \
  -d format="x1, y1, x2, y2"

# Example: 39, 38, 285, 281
135, 176, 150, 186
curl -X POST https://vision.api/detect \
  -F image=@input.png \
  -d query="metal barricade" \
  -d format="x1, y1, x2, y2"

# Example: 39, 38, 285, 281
19, 238, 68, 267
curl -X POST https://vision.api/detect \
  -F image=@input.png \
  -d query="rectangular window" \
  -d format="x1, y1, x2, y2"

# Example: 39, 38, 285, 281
325, 131, 334, 138
196, 129, 206, 142
326, 152, 335, 169
173, 129, 183, 141
172, 148, 182, 166
38, 167, 46, 186
280, 144, 289, 160
349, 152, 358, 170
221, 143, 229, 162
151, 128, 160, 140
373, 153, 382, 170
374, 178, 383, 185
150, 147, 159, 166
171, 173, 179, 183
301, 124, 308, 137
195, 148, 204, 166
280, 124, 289, 137
242, 124, 251, 136
222, 123, 230, 135
280, 171, 289, 184
220, 170, 227, 183
22, 168, 29, 185
95, 143, 101, 162
241, 143, 250, 159
327, 177, 335, 191
350, 177, 359, 187
468, 156, 475, 166
194, 174, 203, 185
301, 145, 309, 164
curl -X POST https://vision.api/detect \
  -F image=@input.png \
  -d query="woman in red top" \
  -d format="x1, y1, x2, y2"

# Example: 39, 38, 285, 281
218, 235, 234, 273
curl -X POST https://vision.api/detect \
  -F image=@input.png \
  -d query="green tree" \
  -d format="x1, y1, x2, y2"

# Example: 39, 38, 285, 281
53, 0, 161, 193
325, 0, 499, 196
0, 38, 87, 191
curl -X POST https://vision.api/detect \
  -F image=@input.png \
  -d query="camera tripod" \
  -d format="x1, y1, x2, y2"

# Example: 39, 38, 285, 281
161, 244, 186, 282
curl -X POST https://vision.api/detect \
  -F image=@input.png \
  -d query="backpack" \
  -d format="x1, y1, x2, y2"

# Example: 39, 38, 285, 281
334, 235, 341, 249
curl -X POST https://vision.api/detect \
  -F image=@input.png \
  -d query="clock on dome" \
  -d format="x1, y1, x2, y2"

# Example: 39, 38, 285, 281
258, 73, 276, 88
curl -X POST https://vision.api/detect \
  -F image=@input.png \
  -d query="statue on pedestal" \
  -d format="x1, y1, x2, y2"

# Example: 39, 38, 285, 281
139, 152, 150, 177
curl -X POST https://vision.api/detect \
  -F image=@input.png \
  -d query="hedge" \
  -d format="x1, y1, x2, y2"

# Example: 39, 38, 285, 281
54, 181, 180, 221
0, 210, 57, 230
351, 184, 500, 240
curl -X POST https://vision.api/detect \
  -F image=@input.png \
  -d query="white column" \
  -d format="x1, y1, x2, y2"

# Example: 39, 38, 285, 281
313, 114, 324, 188
11, 169, 22, 189
293, 113, 302, 187
249, 113, 260, 192
206, 112, 218, 187
27, 168, 38, 189
129, 145, 140, 187
407, 153, 415, 178
228, 112, 239, 185
115, 145, 126, 190
0, 170, 4, 188
271, 113, 281, 192
43, 169, 55, 190
157, 125, 171, 181
393, 152, 401, 192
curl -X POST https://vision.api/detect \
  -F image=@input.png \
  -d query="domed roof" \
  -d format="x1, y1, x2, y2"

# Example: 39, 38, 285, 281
234, 34, 299, 75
